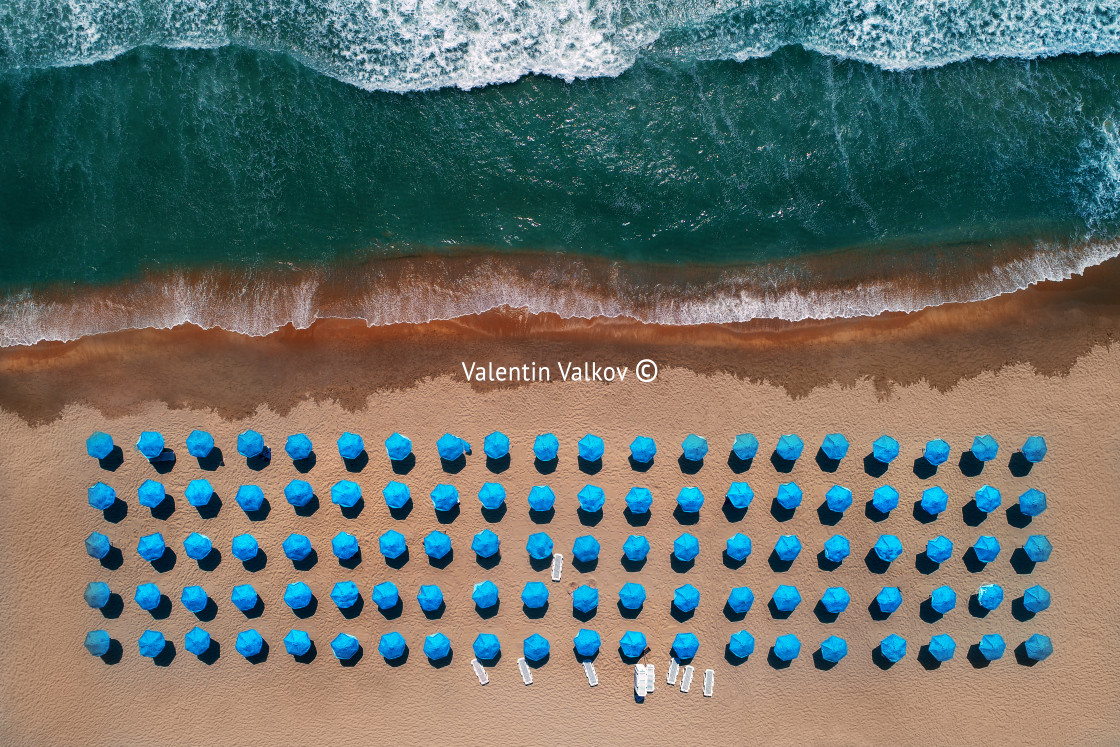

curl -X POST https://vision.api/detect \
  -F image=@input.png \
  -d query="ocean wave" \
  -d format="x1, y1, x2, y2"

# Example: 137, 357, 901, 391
2, 0, 1119, 90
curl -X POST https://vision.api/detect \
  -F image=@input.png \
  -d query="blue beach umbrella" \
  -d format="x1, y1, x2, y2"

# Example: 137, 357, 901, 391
775, 482, 803, 510
820, 635, 848, 663
1023, 535, 1052, 562
974, 485, 1002, 513
379, 530, 407, 560
825, 485, 853, 513
330, 581, 361, 609
773, 535, 802, 562
138, 630, 166, 658
726, 533, 752, 561
186, 430, 214, 458
876, 587, 903, 615
1018, 489, 1047, 517
1022, 436, 1048, 463
619, 631, 647, 659
430, 484, 460, 512
284, 582, 313, 610
672, 633, 699, 660
379, 632, 407, 660
1023, 585, 1051, 613
417, 585, 444, 612
384, 432, 412, 461
533, 433, 559, 461
1024, 634, 1053, 661
84, 582, 111, 608
382, 480, 410, 509
673, 584, 700, 612
137, 533, 166, 562
681, 434, 708, 461
924, 438, 951, 465
237, 630, 265, 658
820, 433, 849, 461
285, 433, 312, 461
478, 483, 506, 510
727, 587, 755, 614
437, 433, 470, 461
577, 485, 605, 512
231, 534, 258, 561
871, 484, 900, 514
978, 634, 1006, 661
282, 533, 312, 561
472, 580, 499, 609
872, 435, 900, 463
676, 487, 705, 513
772, 585, 801, 613
136, 431, 165, 459
85, 630, 112, 657
572, 536, 600, 563
726, 482, 754, 509
630, 436, 657, 463
88, 482, 117, 511
236, 430, 265, 458
185, 479, 214, 507
623, 535, 650, 562
235, 485, 264, 513
181, 586, 208, 614
928, 634, 956, 662
284, 630, 312, 656
337, 432, 364, 460
926, 536, 953, 564
424, 632, 451, 661
85, 531, 111, 560
578, 434, 605, 462
573, 629, 601, 658
331, 479, 362, 508
424, 531, 452, 560
972, 535, 1001, 563
624, 487, 652, 514
728, 630, 755, 659
773, 634, 801, 662
484, 431, 510, 459
732, 434, 759, 460
930, 586, 957, 614
522, 581, 549, 609
86, 431, 114, 460
231, 584, 259, 612
880, 634, 907, 663
473, 633, 501, 661
977, 584, 1004, 610
823, 535, 850, 564
971, 434, 998, 462
524, 634, 550, 661
332, 532, 359, 560
572, 585, 599, 613
371, 581, 400, 610
527, 486, 556, 512
618, 583, 647, 610
472, 529, 500, 558
921, 486, 949, 516
820, 587, 850, 615
331, 633, 360, 660
526, 533, 553, 560
183, 532, 212, 560
873, 535, 903, 563
284, 479, 314, 507
673, 533, 699, 562
775, 434, 804, 461
125, 583, 155, 610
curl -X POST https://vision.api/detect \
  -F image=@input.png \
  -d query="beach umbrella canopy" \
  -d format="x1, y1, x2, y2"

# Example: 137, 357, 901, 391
673, 533, 699, 562
88, 482, 117, 511
873, 535, 903, 562
371, 582, 400, 610
1023, 585, 1051, 613
84, 581, 111, 609
572, 585, 599, 613
533, 433, 559, 461
231, 584, 259, 612
880, 634, 907, 662
235, 485, 264, 514
283, 582, 313, 610
728, 630, 755, 659
972, 535, 1001, 563
820, 587, 851, 614
136, 431, 165, 459
423, 531, 452, 560
186, 430, 214, 458
924, 438, 951, 465
437, 433, 470, 461
331, 480, 362, 508
681, 434, 709, 461
726, 533, 752, 561
472, 580, 499, 609
472, 529, 500, 558
285, 433, 312, 461
772, 585, 801, 612
672, 633, 699, 660
181, 586, 208, 613
382, 480, 410, 509
85, 629, 112, 657
137, 533, 166, 562
921, 486, 949, 515
330, 581, 361, 609
676, 487, 705, 513
331, 632, 360, 660
1022, 436, 1048, 463
732, 433, 760, 460
726, 482, 754, 509
823, 535, 851, 564
930, 586, 957, 614
524, 633, 550, 661
379, 530, 407, 560
185, 479, 214, 507
825, 485, 853, 513
332, 532, 359, 560
673, 584, 700, 612
773, 634, 801, 662
424, 632, 451, 661
86, 431, 114, 460
183, 532, 212, 560
336, 432, 364, 460
974, 485, 1002, 513
573, 629, 601, 658
577, 485, 605, 512
282, 533, 312, 561
619, 631, 647, 659
977, 584, 1004, 610
776, 482, 803, 510
621, 535, 650, 563
928, 634, 956, 662
727, 587, 755, 614
232, 534, 259, 561
284, 630, 312, 656
579, 434, 605, 462
774, 534, 802, 562
417, 585, 444, 612
820, 433, 849, 461
484, 431, 510, 460
525, 532, 553, 560
872, 484, 900, 514
1023, 535, 1052, 562
820, 635, 848, 663
138, 630, 166, 658
236, 430, 265, 458
630, 436, 657, 463
473, 633, 501, 661
1024, 634, 1053, 661
978, 634, 1006, 661
85, 531, 112, 560
184, 627, 211, 656
926, 536, 953, 564
572, 535, 600, 563
624, 487, 653, 514
379, 632, 407, 660
971, 434, 999, 462
876, 587, 903, 615
429, 484, 460, 512
1018, 489, 1047, 517
618, 583, 647, 610
527, 485, 556, 512
522, 581, 549, 609
385, 432, 412, 461
478, 483, 506, 510
284, 479, 314, 507
775, 434, 804, 461
872, 435, 900, 463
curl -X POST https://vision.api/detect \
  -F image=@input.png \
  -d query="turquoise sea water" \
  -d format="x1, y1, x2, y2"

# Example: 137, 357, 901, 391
1, 0, 1119, 343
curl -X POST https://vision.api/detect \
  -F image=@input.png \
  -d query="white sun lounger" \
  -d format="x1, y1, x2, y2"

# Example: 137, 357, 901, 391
644, 664, 655, 692
680, 665, 694, 693
471, 658, 489, 685
667, 659, 680, 686
634, 664, 648, 697
703, 669, 714, 697
518, 657, 533, 685
551, 553, 564, 581
583, 661, 598, 687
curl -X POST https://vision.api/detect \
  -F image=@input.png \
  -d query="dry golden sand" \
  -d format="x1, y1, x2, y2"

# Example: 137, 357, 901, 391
1, 344, 1119, 745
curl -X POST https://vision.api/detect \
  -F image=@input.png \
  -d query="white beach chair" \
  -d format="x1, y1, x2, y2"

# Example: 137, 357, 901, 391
551, 553, 564, 581
634, 663, 648, 697
518, 657, 533, 685
471, 658, 489, 685
703, 669, 714, 698
583, 661, 598, 687
680, 665, 694, 693
644, 664, 655, 692
667, 659, 680, 686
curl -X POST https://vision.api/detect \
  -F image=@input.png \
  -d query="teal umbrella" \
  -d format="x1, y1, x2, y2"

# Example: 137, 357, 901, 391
928, 634, 956, 662
619, 631, 647, 659
920, 486, 948, 515
472, 580, 499, 609
478, 483, 506, 510
284, 479, 314, 507
880, 634, 907, 662
726, 482, 754, 509
285, 433, 312, 460
871, 485, 899, 513
85, 629, 112, 657
88, 482, 117, 510
236, 629, 264, 658
578, 434, 605, 461
823, 535, 850, 563
138, 630, 166, 658
337, 432, 364, 460
732, 434, 759, 460
1023, 634, 1053, 661
681, 434, 708, 461
331, 479, 362, 508
332, 633, 361, 660
484, 431, 510, 459
971, 434, 999, 461
873, 535, 903, 562
577, 485, 605, 512
236, 430, 265, 458
775, 434, 803, 461
424, 530, 454, 560
775, 482, 803, 509
820, 635, 847, 663
820, 433, 849, 461
185, 479, 214, 507
974, 485, 1002, 513
671, 633, 699, 660
772, 634, 800, 661
978, 634, 1005, 661
572, 585, 599, 613
872, 435, 899, 463
437, 433, 470, 461
673, 533, 699, 561
284, 630, 312, 656
185, 430, 214, 458
676, 487, 704, 513
86, 431, 114, 460
135, 479, 165, 509
136, 431, 165, 459
382, 481, 410, 509
573, 629, 601, 657
533, 433, 559, 461
629, 436, 657, 463
624, 487, 652, 514
523, 634, 550, 661
379, 632, 407, 660
185, 627, 211, 656
825, 485, 853, 513
430, 484, 460, 512
623, 535, 650, 561
1022, 436, 1047, 463
924, 438, 950, 465
727, 587, 754, 614
728, 630, 755, 659
473, 633, 500, 660
235, 485, 264, 513
385, 432, 412, 461
424, 632, 451, 661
